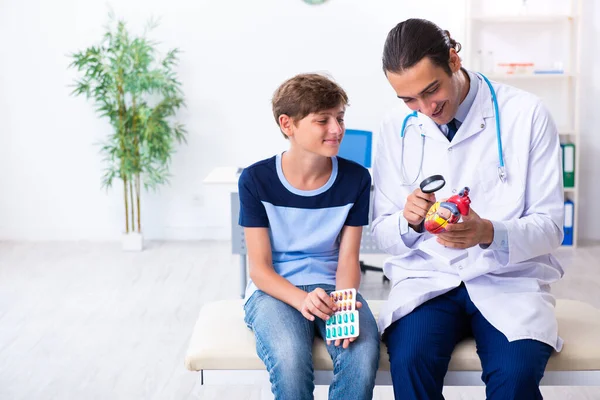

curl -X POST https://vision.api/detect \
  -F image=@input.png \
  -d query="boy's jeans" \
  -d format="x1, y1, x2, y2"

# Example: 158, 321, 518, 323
244, 284, 380, 400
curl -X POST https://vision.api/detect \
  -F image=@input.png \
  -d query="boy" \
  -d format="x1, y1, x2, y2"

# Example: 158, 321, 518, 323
239, 73, 380, 400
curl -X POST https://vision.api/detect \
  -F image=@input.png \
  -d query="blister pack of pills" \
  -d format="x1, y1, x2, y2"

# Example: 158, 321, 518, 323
326, 288, 359, 340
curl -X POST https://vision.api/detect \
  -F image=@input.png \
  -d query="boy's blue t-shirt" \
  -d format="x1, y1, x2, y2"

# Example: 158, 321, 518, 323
238, 153, 371, 301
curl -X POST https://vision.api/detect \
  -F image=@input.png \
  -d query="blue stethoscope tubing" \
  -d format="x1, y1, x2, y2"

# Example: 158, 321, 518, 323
399, 73, 506, 185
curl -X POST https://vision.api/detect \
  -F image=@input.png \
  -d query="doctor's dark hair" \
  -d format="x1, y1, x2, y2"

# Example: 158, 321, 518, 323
272, 73, 348, 139
382, 18, 462, 76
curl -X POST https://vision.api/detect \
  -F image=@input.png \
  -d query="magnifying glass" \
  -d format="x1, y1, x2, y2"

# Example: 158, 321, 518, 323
420, 175, 446, 194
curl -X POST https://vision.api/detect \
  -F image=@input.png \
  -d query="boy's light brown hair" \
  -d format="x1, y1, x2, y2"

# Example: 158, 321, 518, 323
272, 73, 349, 139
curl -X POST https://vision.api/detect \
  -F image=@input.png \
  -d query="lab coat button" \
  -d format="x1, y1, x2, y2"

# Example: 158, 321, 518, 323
458, 265, 463, 270
452, 189, 457, 193
480, 123, 485, 128
448, 147, 453, 152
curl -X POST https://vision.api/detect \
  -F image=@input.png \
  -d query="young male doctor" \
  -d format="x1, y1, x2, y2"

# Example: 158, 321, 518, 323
372, 18, 565, 400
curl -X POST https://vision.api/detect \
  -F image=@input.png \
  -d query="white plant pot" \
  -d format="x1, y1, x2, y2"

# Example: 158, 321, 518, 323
122, 232, 143, 251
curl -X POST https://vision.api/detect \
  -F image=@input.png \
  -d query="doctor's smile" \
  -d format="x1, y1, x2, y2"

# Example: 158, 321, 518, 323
431, 101, 446, 119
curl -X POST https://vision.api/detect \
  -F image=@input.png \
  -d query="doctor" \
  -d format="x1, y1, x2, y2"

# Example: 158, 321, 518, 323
373, 19, 564, 400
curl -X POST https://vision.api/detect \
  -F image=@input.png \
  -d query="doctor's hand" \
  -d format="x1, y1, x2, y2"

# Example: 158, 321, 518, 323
404, 189, 436, 231
436, 208, 494, 249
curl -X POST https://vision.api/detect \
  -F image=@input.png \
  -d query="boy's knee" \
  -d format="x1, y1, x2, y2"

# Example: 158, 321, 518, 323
343, 337, 380, 368
267, 339, 312, 369
271, 355, 311, 378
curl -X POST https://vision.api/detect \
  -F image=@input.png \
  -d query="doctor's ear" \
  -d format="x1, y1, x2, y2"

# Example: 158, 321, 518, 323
448, 48, 462, 73
278, 114, 295, 138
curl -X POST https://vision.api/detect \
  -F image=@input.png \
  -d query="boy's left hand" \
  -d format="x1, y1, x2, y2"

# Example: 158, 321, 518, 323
326, 301, 362, 349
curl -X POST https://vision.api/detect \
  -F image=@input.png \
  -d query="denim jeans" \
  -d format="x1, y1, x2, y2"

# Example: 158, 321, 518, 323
244, 284, 380, 400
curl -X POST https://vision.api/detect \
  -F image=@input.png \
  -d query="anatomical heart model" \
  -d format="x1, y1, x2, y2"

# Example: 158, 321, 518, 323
424, 187, 471, 234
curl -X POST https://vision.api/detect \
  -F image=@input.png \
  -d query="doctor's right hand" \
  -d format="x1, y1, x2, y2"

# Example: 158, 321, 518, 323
404, 188, 436, 231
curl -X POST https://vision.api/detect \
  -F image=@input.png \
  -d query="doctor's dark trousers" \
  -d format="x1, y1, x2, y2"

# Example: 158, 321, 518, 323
383, 283, 553, 400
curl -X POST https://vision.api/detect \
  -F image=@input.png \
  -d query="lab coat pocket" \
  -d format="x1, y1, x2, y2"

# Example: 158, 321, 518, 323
474, 155, 525, 219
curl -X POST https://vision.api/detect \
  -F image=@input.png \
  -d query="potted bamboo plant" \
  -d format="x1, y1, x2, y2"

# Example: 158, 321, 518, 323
70, 17, 186, 250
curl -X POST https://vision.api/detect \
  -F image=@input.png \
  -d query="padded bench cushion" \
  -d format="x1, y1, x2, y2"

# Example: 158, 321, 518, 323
185, 299, 600, 372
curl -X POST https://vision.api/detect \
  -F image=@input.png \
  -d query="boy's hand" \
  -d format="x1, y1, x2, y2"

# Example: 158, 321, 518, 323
326, 301, 362, 349
299, 288, 337, 321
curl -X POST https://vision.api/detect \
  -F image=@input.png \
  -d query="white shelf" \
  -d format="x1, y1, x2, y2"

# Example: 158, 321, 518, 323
472, 15, 576, 23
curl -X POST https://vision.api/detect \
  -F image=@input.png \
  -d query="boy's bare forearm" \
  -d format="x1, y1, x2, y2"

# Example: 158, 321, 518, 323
336, 225, 363, 290
251, 265, 307, 310
335, 260, 362, 290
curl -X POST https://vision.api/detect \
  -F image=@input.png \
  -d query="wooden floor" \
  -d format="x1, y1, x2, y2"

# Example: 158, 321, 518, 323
0, 241, 599, 399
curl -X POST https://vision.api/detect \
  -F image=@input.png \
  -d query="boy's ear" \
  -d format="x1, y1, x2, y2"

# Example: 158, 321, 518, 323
278, 114, 294, 138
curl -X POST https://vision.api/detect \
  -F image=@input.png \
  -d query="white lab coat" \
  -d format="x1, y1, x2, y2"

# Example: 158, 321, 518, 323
372, 73, 565, 350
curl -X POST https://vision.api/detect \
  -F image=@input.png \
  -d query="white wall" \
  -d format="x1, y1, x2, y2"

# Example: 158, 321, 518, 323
0, 0, 598, 242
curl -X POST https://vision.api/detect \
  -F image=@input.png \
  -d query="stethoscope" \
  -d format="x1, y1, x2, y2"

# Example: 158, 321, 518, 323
399, 73, 506, 186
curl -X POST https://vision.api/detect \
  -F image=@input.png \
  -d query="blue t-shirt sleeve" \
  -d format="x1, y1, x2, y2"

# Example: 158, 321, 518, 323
238, 169, 269, 227
345, 168, 371, 226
